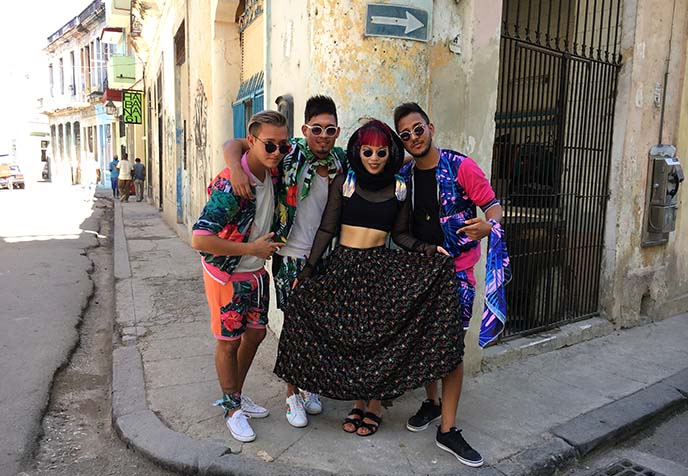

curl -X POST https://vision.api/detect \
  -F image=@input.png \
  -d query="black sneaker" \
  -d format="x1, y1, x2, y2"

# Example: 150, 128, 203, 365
406, 399, 442, 432
436, 426, 484, 467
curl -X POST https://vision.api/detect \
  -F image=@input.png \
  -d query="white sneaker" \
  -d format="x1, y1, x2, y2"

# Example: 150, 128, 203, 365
241, 395, 269, 419
300, 391, 322, 415
285, 394, 308, 428
225, 409, 256, 442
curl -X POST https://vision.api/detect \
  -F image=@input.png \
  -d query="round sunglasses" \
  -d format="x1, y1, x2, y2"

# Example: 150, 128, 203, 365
253, 136, 291, 154
304, 124, 338, 137
399, 124, 426, 142
361, 147, 388, 158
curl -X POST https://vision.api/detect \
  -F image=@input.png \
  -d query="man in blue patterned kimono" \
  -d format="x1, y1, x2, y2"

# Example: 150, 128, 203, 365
395, 102, 503, 467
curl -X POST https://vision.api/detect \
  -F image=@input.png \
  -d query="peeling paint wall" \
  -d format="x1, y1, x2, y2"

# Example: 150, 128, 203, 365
136, 0, 243, 230
138, 2, 186, 226
266, 1, 312, 123
186, 0, 212, 227
601, 0, 688, 326
309, 0, 432, 136
211, 0, 242, 175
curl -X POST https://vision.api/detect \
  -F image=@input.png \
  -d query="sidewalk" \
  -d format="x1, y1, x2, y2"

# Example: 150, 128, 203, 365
112, 200, 688, 476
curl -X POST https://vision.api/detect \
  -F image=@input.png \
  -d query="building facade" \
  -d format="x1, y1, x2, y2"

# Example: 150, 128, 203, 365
42, 0, 115, 187
42, 0, 147, 189
128, 0, 687, 372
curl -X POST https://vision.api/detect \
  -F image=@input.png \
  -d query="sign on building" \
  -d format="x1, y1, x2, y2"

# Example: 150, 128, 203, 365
123, 90, 144, 125
365, 3, 429, 42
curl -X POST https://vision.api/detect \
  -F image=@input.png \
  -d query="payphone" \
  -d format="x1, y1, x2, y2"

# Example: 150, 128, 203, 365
642, 144, 684, 246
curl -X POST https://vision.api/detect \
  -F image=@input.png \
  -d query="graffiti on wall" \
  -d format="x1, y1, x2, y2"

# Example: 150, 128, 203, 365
194, 79, 209, 190
165, 113, 176, 199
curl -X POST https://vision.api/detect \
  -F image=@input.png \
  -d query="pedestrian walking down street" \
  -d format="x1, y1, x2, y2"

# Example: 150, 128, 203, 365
117, 154, 133, 202
191, 111, 290, 443
225, 95, 347, 429
132, 158, 146, 202
393, 102, 505, 467
109, 155, 120, 199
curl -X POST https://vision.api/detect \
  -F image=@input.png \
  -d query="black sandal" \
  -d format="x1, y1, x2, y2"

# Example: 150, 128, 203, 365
356, 411, 382, 437
342, 408, 365, 433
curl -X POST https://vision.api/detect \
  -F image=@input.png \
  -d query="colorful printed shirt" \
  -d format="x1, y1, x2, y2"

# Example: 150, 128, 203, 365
192, 158, 278, 283
400, 149, 499, 272
273, 138, 347, 244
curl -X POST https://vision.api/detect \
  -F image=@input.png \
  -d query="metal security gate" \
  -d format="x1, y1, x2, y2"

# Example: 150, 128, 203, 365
491, 0, 623, 338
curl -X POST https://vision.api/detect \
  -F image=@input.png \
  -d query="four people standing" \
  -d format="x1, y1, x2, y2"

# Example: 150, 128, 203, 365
189, 99, 507, 468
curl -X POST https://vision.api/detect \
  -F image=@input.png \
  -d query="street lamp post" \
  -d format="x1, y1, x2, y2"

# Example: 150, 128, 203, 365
105, 100, 118, 116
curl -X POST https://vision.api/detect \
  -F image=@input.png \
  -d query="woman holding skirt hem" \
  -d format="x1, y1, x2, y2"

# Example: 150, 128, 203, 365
274, 119, 464, 436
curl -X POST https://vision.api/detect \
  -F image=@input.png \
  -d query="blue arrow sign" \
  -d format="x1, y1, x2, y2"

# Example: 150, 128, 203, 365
365, 3, 429, 42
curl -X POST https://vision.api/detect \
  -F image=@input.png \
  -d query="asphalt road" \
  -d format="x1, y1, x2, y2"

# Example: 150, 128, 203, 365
563, 408, 688, 476
0, 181, 103, 475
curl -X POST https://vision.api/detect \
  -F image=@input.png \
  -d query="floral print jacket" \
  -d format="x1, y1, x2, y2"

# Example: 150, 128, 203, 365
192, 166, 278, 278
273, 138, 347, 243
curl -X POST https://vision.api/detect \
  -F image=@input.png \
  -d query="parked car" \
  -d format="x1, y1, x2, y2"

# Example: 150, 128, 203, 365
0, 163, 25, 189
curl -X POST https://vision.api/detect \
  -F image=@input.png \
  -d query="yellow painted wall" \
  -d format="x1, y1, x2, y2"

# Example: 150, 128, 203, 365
242, 16, 265, 81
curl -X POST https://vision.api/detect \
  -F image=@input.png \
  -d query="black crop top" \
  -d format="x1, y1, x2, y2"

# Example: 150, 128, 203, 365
297, 173, 439, 281
341, 192, 399, 232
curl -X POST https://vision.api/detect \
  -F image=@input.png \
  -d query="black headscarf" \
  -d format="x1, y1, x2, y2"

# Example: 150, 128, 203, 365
346, 119, 405, 191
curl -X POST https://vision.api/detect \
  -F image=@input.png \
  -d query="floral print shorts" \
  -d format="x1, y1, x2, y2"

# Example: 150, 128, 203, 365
203, 268, 269, 341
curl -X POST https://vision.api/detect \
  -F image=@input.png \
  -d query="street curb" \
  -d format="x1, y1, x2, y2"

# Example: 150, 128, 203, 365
111, 347, 688, 476
495, 368, 688, 476
113, 201, 131, 280
112, 331, 337, 476
493, 437, 577, 476
551, 369, 688, 457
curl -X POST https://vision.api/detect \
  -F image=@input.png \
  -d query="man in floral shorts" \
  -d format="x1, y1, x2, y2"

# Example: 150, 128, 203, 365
191, 111, 290, 442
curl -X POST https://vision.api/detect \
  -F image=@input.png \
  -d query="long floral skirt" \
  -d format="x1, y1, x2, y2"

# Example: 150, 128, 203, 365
273, 245, 464, 401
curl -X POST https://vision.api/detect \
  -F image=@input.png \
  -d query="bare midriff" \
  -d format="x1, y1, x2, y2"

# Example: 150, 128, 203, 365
338, 224, 389, 249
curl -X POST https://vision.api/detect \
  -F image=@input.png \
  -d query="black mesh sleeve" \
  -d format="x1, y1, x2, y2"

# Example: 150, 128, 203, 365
297, 173, 345, 281
391, 190, 438, 257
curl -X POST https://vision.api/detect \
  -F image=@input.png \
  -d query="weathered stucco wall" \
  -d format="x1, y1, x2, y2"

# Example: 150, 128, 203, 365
601, 0, 688, 326
138, 0, 243, 230
186, 0, 212, 227
267, 0, 313, 127
309, 0, 433, 137
211, 0, 242, 175
427, 0, 503, 373
666, 32, 688, 317
138, 2, 186, 227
